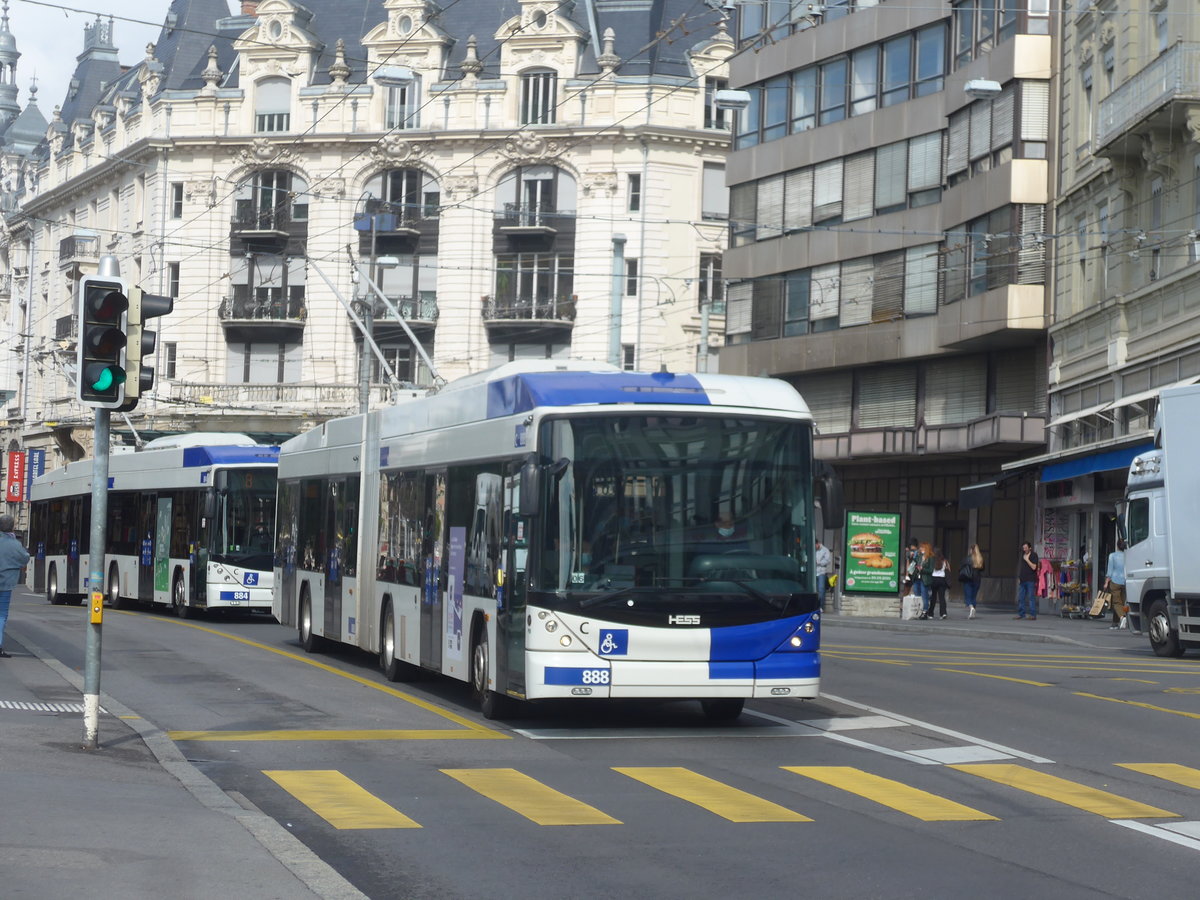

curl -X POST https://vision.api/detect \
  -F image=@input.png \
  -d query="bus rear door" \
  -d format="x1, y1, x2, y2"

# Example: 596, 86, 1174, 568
497, 471, 527, 696
138, 492, 157, 601
421, 471, 446, 671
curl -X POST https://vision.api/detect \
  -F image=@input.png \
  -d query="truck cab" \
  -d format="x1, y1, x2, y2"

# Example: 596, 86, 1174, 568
1123, 451, 1168, 646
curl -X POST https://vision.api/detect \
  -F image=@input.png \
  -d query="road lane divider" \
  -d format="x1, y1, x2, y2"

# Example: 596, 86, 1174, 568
951, 764, 1179, 819
442, 768, 621, 826
1117, 763, 1200, 791
783, 766, 997, 821
1075, 692, 1200, 721
614, 767, 811, 823
263, 770, 421, 829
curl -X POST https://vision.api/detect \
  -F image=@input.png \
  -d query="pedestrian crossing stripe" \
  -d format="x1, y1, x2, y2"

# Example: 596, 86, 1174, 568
442, 768, 621, 826
263, 770, 421, 829
1117, 763, 1200, 791
614, 767, 811, 823
783, 766, 996, 821
950, 764, 1180, 819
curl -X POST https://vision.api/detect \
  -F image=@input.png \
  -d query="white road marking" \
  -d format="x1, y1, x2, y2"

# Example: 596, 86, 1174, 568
1162, 822, 1200, 840
909, 746, 1015, 764
801, 715, 906, 732
821, 692, 1054, 764
1113, 820, 1200, 853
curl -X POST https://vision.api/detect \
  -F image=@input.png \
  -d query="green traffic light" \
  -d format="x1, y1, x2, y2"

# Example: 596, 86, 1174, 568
91, 368, 114, 391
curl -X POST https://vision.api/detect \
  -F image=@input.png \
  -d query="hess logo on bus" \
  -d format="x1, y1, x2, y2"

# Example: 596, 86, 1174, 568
669, 614, 700, 625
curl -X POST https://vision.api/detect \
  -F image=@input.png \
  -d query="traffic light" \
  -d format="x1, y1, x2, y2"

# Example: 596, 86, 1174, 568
77, 276, 129, 407
124, 287, 174, 405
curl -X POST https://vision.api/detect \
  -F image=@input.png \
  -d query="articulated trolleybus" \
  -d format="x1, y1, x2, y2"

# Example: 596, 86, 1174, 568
28, 433, 279, 616
274, 362, 839, 720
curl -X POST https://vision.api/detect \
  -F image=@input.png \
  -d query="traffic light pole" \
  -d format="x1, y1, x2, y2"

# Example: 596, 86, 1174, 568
83, 407, 109, 749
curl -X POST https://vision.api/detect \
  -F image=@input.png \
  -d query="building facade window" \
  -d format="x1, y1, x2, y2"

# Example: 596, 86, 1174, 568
627, 173, 642, 212
163, 342, 177, 379
385, 78, 420, 130
625, 258, 639, 296
704, 77, 730, 129
698, 253, 724, 313
254, 77, 291, 133
170, 182, 184, 219
520, 69, 557, 125
168, 261, 180, 299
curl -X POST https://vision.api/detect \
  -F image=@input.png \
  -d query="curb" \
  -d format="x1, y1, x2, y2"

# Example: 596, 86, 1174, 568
19, 635, 367, 900
822, 616, 1132, 649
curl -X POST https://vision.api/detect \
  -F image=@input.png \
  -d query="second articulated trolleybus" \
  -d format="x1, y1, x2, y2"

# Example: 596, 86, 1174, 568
274, 361, 839, 720
28, 433, 279, 616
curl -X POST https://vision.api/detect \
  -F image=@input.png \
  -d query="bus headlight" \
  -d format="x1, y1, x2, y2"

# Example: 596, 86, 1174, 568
559, 634, 572, 647
545, 619, 558, 633
803, 621, 815, 633
789, 635, 803, 648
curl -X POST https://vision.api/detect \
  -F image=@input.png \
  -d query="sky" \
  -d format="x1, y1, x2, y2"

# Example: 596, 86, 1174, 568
8, 1, 176, 115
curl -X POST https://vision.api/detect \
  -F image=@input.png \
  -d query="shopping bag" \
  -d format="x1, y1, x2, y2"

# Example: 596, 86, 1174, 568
1088, 589, 1112, 617
901, 594, 923, 620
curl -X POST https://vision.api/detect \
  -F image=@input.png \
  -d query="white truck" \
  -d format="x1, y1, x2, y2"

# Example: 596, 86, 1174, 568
1123, 383, 1200, 656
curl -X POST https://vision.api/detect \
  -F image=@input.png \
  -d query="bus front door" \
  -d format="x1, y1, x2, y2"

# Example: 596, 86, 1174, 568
421, 472, 446, 671
497, 473, 527, 696
138, 492, 156, 602
323, 479, 344, 643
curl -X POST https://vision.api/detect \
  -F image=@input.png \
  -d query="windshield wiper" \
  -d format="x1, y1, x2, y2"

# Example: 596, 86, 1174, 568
574, 586, 642, 610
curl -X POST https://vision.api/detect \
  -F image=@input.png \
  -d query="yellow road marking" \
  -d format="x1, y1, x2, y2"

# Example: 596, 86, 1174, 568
615, 767, 810, 823
171, 729, 500, 741
933, 668, 1052, 687
951, 764, 1178, 819
135, 614, 506, 740
263, 770, 421, 829
1118, 763, 1200, 790
1075, 692, 1200, 721
442, 768, 620, 825
1112, 679, 1160, 685
784, 766, 996, 822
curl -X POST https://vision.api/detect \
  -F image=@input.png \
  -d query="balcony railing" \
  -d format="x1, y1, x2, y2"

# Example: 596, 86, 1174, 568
0, 273, 11, 297
55, 314, 78, 340
168, 381, 392, 413
354, 199, 432, 234
373, 296, 439, 323
232, 201, 294, 234
482, 294, 577, 322
219, 292, 306, 322
1097, 42, 1200, 149
495, 202, 559, 233
58, 233, 99, 263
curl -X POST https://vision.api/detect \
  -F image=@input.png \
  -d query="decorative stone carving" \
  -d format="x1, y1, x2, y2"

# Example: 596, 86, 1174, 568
201, 45, 223, 92
370, 134, 425, 163
501, 133, 563, 162
1186, 106, 1200, 145
1099, 20, 1116, 47
238, 138, 294, 166
314, 177, 346, 199
460, 35, 483, 82
581, 170, 617, 198
328, 38, 351, 88
443, 174, 479, 200
596, 27, 619, 73
1079, 39, 1095, 66
186, 177, 218, 206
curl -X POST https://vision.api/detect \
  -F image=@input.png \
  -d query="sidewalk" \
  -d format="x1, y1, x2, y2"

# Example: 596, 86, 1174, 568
823, 600, 1146, 650
0, 611, 366, 900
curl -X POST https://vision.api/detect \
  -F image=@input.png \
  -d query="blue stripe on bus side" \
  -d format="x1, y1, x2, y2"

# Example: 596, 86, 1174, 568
708, 661, 755, 680
708, 617, 805, 661
181, 447, 280, 467
755, 651, 819, 680
486, 372, 711, 418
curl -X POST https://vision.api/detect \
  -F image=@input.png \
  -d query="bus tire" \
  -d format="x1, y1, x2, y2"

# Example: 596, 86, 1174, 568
1147, 598, 1185, 658
172, 572, 194, 619
47, 565, 62, 605
299, 588, 324, 653
379, 601, 419, 682
471, 628, 511, 720
700, 698, 745, 722
107, 563, 126, 609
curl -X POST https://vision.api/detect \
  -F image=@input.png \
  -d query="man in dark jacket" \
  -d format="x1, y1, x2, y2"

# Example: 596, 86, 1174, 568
1015, 540, 1039, 620
0, 514, 32, 657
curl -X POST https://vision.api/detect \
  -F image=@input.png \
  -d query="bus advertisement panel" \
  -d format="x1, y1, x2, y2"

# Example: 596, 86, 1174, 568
842, 511, 902, 593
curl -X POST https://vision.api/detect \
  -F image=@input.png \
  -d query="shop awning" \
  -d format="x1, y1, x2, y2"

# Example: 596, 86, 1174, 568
1039, 442, 1154, 483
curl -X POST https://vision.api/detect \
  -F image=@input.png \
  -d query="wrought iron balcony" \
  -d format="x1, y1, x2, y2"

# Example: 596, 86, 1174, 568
495, 202, 559, 235
354, 199, 427, 237
55, 314, 78, 341
58, 233, 100, 266
232, 200, 295, 236
482, 294, 576, 332
1097, 42, 1200, 154
219, 289, 306, 342
371, 296, 439, 325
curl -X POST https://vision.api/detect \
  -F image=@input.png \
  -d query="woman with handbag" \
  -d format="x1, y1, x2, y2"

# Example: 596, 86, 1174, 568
959, 543, 984, 619
920, 548, 950, 619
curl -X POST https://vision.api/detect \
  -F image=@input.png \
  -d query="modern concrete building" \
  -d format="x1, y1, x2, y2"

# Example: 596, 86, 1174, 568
1041, 1, 1200, 590
720, 1, 1055, 598
0, 0, 735, 526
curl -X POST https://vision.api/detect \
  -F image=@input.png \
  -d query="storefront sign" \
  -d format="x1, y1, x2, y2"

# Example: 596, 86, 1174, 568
26, 448, 45, 498
1042, 477, 1094, 508
5, 450, 25, 502
842, 510, 902, 594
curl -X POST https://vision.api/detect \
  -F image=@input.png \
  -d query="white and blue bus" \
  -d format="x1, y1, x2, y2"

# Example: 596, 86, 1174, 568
274, 362, 840, 720
28, 433, 279, 616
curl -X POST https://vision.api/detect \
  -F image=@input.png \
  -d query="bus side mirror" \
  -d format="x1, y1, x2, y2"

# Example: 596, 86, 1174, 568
814, 460, 844, 528
519, 457, 540, 518
203, 492, 216, 520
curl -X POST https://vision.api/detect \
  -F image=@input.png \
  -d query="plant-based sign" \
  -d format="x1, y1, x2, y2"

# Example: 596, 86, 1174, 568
843, 511, 902, 594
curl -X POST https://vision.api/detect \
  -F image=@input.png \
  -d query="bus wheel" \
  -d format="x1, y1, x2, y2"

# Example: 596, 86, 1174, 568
172, 573, 194, 619
107, 564, 125, 610
471, 630, 510, 720
700, 698, 745, 722
299, 589, 323, 653
1148, 599, 1185, 658
47, 566, 62, 605
379, 602, 419, 682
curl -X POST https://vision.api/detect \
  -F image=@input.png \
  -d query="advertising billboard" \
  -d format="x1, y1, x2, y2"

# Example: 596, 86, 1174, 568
842, 510, 902, 594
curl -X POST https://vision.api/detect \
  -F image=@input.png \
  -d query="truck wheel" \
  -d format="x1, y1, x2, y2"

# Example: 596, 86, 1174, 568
1147, 598, 1185, 658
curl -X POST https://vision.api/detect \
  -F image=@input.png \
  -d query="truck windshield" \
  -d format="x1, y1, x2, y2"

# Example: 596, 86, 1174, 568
534, 414, 815, 612
215, 468, 278, 565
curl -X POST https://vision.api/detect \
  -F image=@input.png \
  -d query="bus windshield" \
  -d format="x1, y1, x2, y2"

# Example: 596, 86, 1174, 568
215, 468, 278, 564
535, 414, 815, 613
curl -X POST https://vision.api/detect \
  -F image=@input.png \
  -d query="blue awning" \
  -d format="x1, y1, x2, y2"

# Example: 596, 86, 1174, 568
1040, 442, 1154, 484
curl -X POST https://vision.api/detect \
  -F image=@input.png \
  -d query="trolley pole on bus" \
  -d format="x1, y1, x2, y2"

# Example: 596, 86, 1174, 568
83, 409, 110, 749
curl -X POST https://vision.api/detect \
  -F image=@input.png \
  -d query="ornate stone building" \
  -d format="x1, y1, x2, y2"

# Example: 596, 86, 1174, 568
0, 0, 733, 522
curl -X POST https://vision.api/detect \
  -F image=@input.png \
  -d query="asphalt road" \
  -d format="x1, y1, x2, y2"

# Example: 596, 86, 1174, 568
12, 593, 1200, 900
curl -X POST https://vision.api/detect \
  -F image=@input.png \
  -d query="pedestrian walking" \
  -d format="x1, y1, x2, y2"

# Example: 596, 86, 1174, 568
905, 539, 928, 610
0, 514, 31, 658
1105, 539, 1127, 629
960, 543, 984, 619
1015, 540, 1039, 620
920, 548, 950, 619
814, 539, 833, 611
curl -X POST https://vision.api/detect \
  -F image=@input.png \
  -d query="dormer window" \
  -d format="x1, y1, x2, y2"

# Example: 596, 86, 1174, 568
255, 77, 291, 133
520, 69, 558, 125
377, 67, 421, 130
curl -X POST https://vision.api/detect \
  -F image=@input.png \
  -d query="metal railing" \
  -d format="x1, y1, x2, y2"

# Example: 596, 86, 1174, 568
219, 292, 306, 322
55, 314, 78, 340
232, 200, 293, 232
482, 294, 577, 322
58, 234, 100, 261
496, 202, 558, 229
169, 382, 391, 411
373, 296, 439, 322
1097, 42, 1200, 148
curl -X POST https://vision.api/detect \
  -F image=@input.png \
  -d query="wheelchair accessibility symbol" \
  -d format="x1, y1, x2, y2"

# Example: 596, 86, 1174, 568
597, 629, 628, 656
243, 572, 259, 586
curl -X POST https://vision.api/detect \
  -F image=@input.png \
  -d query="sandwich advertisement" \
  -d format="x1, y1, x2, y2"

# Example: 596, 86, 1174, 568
843, 511, 901, 594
